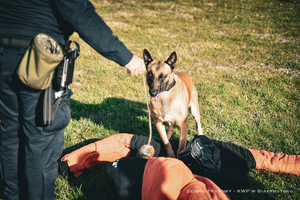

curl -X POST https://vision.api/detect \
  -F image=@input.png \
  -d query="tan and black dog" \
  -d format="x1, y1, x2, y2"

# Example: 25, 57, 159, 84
143, 49, 203, 157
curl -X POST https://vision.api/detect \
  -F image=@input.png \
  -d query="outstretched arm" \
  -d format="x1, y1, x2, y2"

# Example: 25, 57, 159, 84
249, 149, 300, 176
61, 134, 133, 177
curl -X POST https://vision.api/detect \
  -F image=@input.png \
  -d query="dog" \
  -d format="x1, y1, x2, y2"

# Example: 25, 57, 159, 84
143, 49, 203, 157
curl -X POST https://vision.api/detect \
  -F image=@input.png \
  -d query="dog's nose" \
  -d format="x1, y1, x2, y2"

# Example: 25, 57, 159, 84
149, 89, 158, 97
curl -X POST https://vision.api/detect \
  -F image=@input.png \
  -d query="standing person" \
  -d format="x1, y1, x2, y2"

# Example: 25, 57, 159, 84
0, 0, 145, 199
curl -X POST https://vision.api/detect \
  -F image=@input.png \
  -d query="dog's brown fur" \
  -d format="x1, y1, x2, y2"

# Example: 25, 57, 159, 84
143, 49, 203, 157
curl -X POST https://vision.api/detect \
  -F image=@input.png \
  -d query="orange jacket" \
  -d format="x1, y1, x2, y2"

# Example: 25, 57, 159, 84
142, 157, 230, 200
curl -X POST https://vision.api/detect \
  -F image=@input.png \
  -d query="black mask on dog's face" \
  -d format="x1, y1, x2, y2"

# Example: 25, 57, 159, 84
143, 49, 177, 100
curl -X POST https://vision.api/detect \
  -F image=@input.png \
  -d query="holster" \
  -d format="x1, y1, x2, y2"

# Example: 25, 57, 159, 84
54, 41, 80, 90
43, 40, 80, 126
43, 84, 70, 126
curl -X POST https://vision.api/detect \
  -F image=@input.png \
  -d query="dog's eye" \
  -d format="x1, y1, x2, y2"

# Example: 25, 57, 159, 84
148, 73, 153, 78
160, 74, 167, 80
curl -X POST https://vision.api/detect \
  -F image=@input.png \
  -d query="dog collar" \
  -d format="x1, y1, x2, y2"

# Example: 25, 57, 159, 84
166, 79, 176, 91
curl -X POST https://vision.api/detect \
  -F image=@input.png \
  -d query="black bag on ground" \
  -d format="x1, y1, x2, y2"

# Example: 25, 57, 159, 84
178, 135, 221, 175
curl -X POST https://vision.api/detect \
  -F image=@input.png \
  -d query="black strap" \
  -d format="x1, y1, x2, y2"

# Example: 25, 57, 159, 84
0, 34, 32, 49
43, 83, 53, 126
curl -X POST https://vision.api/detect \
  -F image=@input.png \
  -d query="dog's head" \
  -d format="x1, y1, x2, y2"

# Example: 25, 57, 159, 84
143, 49, 177, 101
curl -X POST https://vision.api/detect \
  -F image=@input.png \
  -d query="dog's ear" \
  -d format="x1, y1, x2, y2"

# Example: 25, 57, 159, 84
166, 51, 177, 70
143, 49, 153, 67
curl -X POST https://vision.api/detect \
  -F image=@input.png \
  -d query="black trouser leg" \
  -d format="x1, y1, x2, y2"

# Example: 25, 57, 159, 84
0, 47, 72, 200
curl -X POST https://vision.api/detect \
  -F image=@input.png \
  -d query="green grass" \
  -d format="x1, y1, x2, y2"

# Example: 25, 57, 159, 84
1, 0, 299, 199
59, 0, 300, 199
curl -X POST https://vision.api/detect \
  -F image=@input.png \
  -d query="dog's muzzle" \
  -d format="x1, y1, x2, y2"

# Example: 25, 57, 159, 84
150, 89, 159, 100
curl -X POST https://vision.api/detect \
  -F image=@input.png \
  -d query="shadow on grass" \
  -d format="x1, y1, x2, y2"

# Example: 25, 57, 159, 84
70, 97, 158, 137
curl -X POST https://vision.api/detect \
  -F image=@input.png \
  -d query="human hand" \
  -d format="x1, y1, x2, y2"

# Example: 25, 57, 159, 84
125, 54, 146, 76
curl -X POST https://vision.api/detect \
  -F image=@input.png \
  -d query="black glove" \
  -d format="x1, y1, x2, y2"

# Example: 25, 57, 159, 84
58, 160, 74, 179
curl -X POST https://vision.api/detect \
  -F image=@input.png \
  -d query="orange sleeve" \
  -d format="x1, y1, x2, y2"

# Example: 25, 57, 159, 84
142, 157, 194, 200
249, 149, 300, 176
61, 133, 133, 177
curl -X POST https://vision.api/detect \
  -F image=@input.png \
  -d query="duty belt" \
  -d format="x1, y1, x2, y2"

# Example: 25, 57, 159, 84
0, 34, 32, 49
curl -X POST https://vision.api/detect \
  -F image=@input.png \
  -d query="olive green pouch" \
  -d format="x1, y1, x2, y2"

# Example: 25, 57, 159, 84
17, 33, 64, 90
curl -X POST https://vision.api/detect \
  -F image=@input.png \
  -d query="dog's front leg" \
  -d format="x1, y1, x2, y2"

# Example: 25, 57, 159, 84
166, 122, 174, 140
177, 117, 188, 156
155, 121, 175, 158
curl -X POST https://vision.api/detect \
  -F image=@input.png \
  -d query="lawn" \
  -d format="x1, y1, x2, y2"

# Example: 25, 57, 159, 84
3, 0, 300, 199
56, 0, 300, 199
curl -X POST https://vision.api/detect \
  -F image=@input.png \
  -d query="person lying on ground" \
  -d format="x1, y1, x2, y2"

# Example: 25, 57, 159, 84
58, 133, 300, 200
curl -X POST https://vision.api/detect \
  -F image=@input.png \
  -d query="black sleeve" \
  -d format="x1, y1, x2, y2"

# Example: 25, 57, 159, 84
54, 0, 133, 66
207, 139, 256, 195
105, 157, 147, 200
130, 135, 161, 157
211, 140, 256, 172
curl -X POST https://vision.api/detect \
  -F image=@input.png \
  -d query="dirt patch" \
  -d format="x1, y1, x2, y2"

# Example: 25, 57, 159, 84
277, 68, 300, 77
216, 65, 239, 71
275, 36, 300, 43
242, 62, 300, 77
212, 32, 300, 44
197, 60, 214, 67
175, 13, 194, 21
213, 31, 228, 35
196, 60, 238, 71
255, 33, 272, 39
161, 33, 179, 38
197, 61, 299, 77
242, 62, 275, 68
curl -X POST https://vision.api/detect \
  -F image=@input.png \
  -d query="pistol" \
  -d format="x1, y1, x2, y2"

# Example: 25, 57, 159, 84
55, 41, 80, 89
